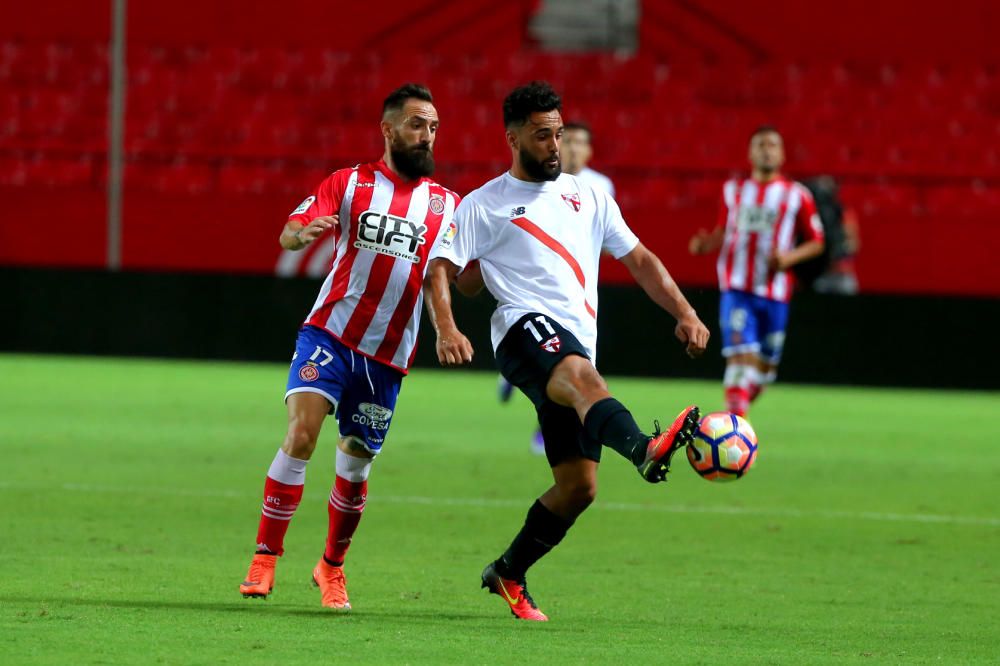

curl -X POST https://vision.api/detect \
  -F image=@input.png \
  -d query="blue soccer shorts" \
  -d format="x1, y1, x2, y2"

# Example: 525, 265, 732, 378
718, 290, 790, 363
284, 325, 403, 454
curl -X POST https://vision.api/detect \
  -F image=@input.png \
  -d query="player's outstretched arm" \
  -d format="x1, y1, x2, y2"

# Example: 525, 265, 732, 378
768, 239, 825, 271
423, 258, 475, 366
279, 215, 337, 251
620, 243, 710, 358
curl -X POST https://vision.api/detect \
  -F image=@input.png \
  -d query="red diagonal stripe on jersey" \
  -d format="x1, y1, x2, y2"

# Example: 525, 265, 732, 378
339, 178, 416, 348
510, 216, 596, 319
376, 186, 450, 364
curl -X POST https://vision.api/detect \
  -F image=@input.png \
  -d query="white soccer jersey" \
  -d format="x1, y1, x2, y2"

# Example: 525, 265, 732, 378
431, 171, 639, 360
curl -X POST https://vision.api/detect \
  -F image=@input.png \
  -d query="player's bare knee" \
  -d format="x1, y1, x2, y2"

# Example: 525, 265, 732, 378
283, 422, 320, 458
567, 479, 597, 509
556, 475, 597, 510
729, 352, 755, 365
547, 356, 607, 403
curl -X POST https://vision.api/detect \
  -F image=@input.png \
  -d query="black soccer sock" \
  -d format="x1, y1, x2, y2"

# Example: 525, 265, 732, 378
496, 500, 573, 581
583, 397, 649, 466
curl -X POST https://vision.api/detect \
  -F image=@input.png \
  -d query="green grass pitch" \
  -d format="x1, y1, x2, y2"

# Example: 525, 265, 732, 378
1, 354, 998, 664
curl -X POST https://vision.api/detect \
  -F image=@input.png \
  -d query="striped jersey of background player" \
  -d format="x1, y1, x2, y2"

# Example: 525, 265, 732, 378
689, 126, 825, 417
238, 83, 463, 610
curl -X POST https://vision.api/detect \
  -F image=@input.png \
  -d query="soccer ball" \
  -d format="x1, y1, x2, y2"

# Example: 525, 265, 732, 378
686, 412, 758, 482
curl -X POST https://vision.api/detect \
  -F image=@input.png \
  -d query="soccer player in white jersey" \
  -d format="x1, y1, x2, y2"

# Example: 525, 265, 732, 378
689, 126, 825, 416
562, 121, 615, 198
238, 84, 462, 609
498, 120, 618, 455
424, 82, 710, 621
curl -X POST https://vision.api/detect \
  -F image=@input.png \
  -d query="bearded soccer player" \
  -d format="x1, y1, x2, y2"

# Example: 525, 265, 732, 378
239, 83, 460, 609
424, 82, 710, 621
497, 120, 617, 456
689, 126, 825, 416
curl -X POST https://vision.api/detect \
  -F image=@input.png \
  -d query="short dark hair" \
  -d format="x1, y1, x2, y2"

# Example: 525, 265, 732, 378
750, 124, 781, 141
564, 121, 591, 138
503, 81, 562, 128
382, 83, 433, 117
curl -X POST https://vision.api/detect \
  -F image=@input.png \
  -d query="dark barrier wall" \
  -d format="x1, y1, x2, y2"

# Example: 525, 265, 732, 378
2, 267, 997, 390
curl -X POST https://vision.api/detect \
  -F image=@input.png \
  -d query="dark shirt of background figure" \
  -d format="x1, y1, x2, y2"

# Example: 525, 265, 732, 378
797, 175, 861, 295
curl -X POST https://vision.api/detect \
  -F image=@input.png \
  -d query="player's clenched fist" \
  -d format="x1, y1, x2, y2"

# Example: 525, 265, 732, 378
435, 329, 474, 367
675, 313, 710, 358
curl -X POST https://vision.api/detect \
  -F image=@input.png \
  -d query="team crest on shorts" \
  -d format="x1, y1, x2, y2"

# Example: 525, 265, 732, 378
428, 193, 445, 215
540, 335, 562, 353
561, 192, 581, 212
298, 364, 320, 382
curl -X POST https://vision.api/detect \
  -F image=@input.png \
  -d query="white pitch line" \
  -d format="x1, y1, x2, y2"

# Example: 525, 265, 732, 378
2, 480, 999, 527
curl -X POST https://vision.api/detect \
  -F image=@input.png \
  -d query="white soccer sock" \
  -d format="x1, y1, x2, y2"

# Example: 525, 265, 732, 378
723, 363, 752, 390
267, 449, 309, 485
336, 447, 372, 483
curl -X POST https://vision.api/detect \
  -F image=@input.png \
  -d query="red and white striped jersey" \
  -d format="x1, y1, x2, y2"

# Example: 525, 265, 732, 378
287, 159, 460, 373
716, 176, 824, 303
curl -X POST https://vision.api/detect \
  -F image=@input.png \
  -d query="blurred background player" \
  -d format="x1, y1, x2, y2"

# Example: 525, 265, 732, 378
239, 83, 460, 609
804, 175, 861, 295
562, 121, 616, 198
498, 120, 618, 455
688, 126, 825, 417
425, 81, 709, 621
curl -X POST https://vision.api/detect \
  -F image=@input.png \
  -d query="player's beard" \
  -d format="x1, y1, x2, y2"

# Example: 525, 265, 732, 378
519, 147, 561, 181
391, 137, 435, 179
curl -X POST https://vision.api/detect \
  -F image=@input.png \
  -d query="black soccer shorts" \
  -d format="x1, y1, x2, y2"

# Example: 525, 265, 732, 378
494, 312, 602, 466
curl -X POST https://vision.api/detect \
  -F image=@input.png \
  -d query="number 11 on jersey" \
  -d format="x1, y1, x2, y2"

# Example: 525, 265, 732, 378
523, 315, 556, 342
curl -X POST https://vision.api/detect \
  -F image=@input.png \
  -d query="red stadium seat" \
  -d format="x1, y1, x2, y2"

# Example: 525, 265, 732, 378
4, 39, 999, 294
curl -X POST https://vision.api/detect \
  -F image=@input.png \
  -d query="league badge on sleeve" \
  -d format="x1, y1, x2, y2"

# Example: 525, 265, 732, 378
291, 196, 316, 216
440, 221, 458, 249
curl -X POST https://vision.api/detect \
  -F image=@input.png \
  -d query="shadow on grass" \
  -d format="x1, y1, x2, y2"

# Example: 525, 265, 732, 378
0, 595, 493, 623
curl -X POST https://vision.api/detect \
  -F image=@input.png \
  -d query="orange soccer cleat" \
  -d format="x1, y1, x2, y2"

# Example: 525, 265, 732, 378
240, 553, 277, 598
312, 559, 351, 610
638, 405, 701, 483
481, 562, 548, 621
